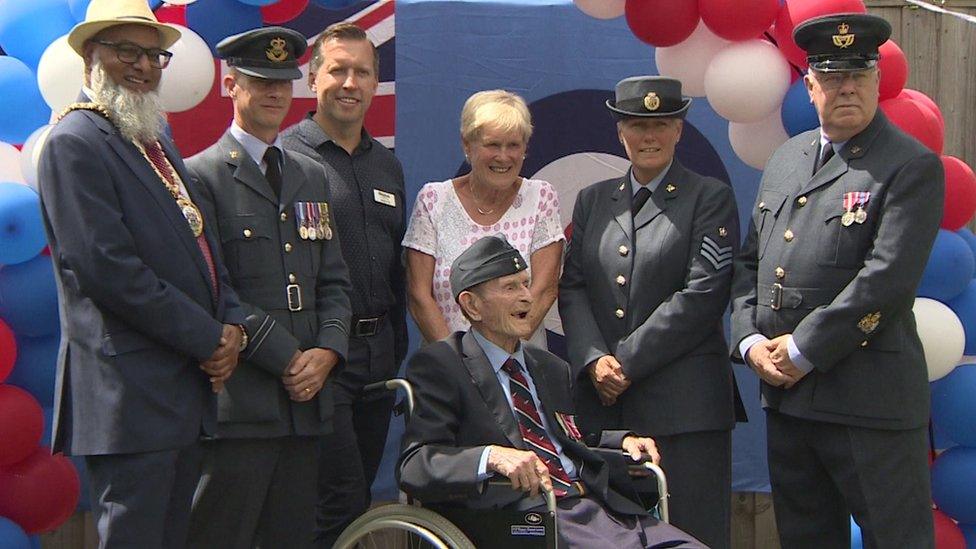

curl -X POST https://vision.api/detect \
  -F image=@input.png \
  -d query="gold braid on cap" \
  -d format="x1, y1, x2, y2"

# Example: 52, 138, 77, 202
57, 102, 116, 124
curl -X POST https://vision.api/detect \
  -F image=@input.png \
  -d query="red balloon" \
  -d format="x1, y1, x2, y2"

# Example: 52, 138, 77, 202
934, 509, 966, 549
700, 0, 781, 42
942, 156, 976, 231
0, 384, 43, 467
880, 96, 944, 154
900, 89, 945, 131
0, 319, 15, 383
154, 5, 186, 26
878, 40, 908, 100
261, 0, 310, 24
0, 447, 80, 534
625, 0, 700, 47
773, 0, 867, 68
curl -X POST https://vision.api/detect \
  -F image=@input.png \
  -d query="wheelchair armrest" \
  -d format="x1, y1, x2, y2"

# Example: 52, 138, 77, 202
589, 447, 670, 523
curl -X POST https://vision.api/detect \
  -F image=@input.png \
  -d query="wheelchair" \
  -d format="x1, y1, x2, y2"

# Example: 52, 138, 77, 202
333, 379, 671, 549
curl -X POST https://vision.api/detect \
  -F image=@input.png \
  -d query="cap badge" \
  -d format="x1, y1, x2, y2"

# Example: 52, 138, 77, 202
643, 92, 661, 112
832, 22, 855, 49
266, 37, 289, 62
513, 257, 521, 269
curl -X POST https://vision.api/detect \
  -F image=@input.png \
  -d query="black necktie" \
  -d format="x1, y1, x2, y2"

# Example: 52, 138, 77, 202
632, 186, 652, 217
263, 146, 283, 199
815, 142, 835, 174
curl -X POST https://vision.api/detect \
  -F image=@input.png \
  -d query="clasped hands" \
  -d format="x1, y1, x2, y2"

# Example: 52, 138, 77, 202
588, 354, 630, 406
200, 324, 243, 393
487, 435, 658, 496
746, 334, 808, 389
282, 347, 339, 402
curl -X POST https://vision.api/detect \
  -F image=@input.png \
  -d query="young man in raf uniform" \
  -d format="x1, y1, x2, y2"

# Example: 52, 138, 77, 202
185, 27, 353, 548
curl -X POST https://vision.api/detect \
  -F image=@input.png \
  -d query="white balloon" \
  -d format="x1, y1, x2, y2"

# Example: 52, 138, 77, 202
573, 0, 626, 19
728, 109, 789, 170
37, 35, 86, 113
159, 25, 215, 113
20, 125, 55, 190
655, 21, 730, 97
704, 39, 791, 123
0, 141, 26, 184
914, 297, 965, 381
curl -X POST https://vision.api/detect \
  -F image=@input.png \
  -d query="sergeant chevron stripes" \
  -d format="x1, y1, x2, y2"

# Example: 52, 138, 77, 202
701, 235, 733, 270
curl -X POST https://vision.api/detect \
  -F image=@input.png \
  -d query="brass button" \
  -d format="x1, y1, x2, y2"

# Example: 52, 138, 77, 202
288, 273, 297, 283
797, 196, 808, 206
758, 201, 765, 209
284, 243, 293, 253
243, 228, 253, 238
618, 245, 629, 256
280, 212, 287, 222
615, 308, 625, 319
616, 275, 626, 286
861, 340, 868, 347
775, 267, 785, 279
784, 229, 794, 242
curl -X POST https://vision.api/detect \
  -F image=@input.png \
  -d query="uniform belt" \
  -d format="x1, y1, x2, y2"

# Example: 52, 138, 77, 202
759, 283, 838, 311
236, 284, 315, 312
351, 313, 386, 337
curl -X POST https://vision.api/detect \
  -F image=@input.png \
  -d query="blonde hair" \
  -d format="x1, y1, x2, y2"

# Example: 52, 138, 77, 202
460, 90, 533, 143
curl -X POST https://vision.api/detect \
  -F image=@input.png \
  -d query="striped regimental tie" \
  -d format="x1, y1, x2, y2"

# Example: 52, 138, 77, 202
502, 357, 573, 496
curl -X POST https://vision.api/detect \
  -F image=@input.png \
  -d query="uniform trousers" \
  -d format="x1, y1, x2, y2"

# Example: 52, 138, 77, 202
187, 436, 318, 549
85, 442, 203, 549
766, 410, 933, 549
654, 430, 731, 549
542, 495, 706, 548
315, 318, 396, 547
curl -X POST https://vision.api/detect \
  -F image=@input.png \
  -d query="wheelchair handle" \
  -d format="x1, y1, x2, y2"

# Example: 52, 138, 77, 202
643, 461, 669, 523
363, 378, 415, 418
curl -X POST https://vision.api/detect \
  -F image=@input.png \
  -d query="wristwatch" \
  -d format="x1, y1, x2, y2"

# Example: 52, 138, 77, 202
236, 324, 249, 352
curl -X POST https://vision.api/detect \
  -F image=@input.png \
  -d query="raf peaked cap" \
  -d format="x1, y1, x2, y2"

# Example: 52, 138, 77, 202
216, 26, 307, 80
794, 13, 892, 72
450, 236, 528, 301
606, 76, 692, 119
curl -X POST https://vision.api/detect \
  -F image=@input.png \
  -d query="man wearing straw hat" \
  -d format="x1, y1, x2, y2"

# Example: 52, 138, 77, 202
37, 0, 246, 546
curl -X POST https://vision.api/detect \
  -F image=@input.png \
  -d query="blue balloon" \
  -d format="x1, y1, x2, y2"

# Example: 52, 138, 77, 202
781, 78, 819, 137
0, 516, 30, 549
237, 0, 277, 5
0, 182, 47, 265
0, 58, 51, 144
959, 522, 976, 548
29, 535, 40, 549
947, 280, 976, 354
6, 333, 58, 407
68, 0, 91, 22
932, 364, 976, 447
957, 229, 976, 276
0, 254, 60, 337
932, 446, 976, 524
0, 0, 76, 71
850, 516, 863, 549
918, 229, 975, 302
186, 0, 263, 55
313, 0, 360, 8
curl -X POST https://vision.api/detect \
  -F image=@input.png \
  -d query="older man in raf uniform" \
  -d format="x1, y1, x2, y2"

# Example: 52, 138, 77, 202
185, 27, 352, 548
399, 235, 705, 548
38, 0, 246, 546
730, 14, 944, 548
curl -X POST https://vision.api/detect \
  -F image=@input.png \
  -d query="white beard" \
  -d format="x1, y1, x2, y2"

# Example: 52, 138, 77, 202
90, 60, 166, 143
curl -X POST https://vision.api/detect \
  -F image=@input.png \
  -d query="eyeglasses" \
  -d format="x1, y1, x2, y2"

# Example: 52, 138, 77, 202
813, 70, 876, 91
93, 40, 173, 69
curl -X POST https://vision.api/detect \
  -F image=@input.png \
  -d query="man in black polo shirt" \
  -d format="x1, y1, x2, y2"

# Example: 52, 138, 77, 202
281, 22, 407, 547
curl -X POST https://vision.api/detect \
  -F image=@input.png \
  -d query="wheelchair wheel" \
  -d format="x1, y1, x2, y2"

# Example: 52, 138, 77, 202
333, 503, 476, 549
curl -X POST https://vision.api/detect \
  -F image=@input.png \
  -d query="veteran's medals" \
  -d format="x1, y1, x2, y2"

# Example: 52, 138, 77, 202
294, 201, 333, 241
854, 205, 868, 224
842, 191, 871, 227
842, 210, 856, 227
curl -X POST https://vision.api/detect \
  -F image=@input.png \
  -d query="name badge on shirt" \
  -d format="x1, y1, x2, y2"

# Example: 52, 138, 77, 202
373, 189, 397, 207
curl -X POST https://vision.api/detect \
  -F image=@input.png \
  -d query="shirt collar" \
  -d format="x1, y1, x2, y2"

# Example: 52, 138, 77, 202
819, 131, 848, 155
230, 122, 283, 167
630, 159, 672, 196
471, 329, 526, 375
302, 112, 372, 153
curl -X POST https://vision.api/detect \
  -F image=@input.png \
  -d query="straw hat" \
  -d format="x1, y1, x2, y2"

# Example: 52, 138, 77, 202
67, 0, 181, 56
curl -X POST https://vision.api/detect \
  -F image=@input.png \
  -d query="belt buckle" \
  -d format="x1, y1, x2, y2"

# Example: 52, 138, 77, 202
355, 317, 379, 337
286, 284, 303, 312
770, 283, 783, 311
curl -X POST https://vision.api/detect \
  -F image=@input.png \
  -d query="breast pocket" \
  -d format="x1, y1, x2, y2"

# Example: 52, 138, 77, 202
817, 204, 872, 268
218, 215, 277, 279
757, 191, 788, 260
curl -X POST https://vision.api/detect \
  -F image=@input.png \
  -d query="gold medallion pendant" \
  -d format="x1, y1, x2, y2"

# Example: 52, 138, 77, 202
179, 199, 204, 237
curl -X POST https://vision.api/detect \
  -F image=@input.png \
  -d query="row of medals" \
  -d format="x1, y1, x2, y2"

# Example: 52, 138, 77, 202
295, 203, 333, 241
841, 205, 868, 227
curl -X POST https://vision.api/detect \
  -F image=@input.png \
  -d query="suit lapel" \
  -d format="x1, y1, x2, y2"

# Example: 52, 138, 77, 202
611, 175, 633, 237
278, 151, 306, 213
460, 331, 524, 449
633, 162, 680, 231
218, 132, 279, 207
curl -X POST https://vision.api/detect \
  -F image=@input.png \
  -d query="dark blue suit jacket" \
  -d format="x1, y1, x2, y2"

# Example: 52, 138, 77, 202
38, 107, 244, 455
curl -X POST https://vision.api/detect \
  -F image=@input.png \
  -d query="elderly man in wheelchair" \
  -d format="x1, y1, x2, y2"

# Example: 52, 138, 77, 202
392, 235, 706, 548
